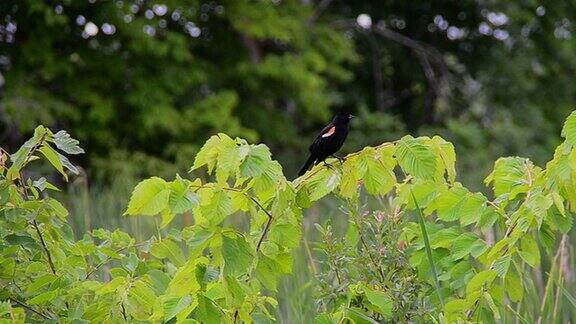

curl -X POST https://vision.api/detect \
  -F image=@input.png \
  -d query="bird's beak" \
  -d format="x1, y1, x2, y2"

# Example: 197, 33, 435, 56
349, 114, 356, 119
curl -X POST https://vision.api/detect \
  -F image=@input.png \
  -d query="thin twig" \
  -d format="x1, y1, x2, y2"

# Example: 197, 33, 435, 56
354, 217, 386, 283
9, 297, 52, 320
84, 242, 146, 280
189, 184, 274, 252
256, 214, 273, 252
32, 220, 57, 275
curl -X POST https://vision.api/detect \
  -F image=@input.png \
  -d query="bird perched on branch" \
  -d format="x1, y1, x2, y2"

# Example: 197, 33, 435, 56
298, 112, 355, 176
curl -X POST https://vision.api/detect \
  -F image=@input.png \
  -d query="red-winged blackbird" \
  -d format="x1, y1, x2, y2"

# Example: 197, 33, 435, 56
298, 112, 355, 176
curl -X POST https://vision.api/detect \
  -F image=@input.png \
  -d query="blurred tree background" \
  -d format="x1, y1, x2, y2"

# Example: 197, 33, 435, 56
1, 0, 576, 187
2, 1, 576, 322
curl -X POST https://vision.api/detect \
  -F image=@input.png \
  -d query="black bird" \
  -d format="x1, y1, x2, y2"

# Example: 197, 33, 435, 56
298, 112, 354, 176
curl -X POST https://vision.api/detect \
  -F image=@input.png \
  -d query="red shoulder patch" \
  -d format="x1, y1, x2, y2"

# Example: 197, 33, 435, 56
321, 126, 336, 138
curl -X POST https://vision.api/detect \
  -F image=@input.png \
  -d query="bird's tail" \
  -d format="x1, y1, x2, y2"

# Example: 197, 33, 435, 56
298, 155, 316, 176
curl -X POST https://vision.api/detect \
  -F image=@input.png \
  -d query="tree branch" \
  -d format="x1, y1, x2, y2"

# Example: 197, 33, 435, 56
239, 33, 262, 63
32, 220, 57, 275
9, 297, 52, 320
189, 184, 274, 252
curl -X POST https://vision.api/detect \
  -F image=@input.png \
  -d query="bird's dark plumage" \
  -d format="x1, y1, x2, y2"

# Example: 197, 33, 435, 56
298, 112, 354, 176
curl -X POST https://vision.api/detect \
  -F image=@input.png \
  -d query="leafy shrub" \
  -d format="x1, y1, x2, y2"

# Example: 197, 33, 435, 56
1, 112, 576, 322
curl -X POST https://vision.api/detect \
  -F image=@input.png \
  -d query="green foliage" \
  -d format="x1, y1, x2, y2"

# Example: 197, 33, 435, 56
2, 113, 576, 322
5, 0, 576, 188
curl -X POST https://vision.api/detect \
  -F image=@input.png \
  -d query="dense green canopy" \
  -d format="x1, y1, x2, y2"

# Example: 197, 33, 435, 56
1, 0, 575, 186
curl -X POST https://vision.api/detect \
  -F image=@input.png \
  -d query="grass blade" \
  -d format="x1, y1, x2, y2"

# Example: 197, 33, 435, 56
411, 190, 444, 307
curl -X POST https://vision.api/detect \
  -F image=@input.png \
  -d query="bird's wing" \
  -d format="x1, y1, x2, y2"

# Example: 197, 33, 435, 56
309, 123, 337, 152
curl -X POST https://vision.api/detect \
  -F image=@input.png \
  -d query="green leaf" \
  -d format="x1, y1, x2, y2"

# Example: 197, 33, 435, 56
466, 270, 497, 296
198, 189, 233, 225
444, 298, 469, 316
224, 276, 246, 306
362, 148, 395, 196
47, 198, 69, 220
25, 274, 58, 293
192, 295, 223, 323
128, 280, 157, 314
125, 177, 170, 216
192, 134, 227, 173
493, 255, 511, 277
256, 254, 280, 291
146, 269, 171, 294
338, 155, 361, 200
561, 111, 576, 148
295, 186, 312, 208
39, 144, 67, 180
432, 136, 457, 183
222, 234, 255, 276
268, 223, 301, 249
485, 157, 534, 199
28, 289, 60, 305
364, 287, 393, 318
412, 191, 444, 306
7, 126, 47, 180
395, 135, 437, 180
164, 295, 193, 322
167, 257, 208, 297
52, 130, 85, 154
505, 269, 523, 302
303, 167, 341, 202
519, 235, 540, 267
451, 233, 488, 261
57, 151, 79, 175
239, 144, 273, 178
434, 186, 487, 225
151, 239, 186, 267
169, 177, 200, 215
482, 292, 501, 320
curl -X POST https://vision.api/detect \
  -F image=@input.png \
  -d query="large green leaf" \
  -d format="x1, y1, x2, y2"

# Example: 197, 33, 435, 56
432, 136, 457, 183
434, 186, 487, 225
127, 280, 157, 315
27, 290, 60, 305
302, 167, 341, 202
151, 239, 186, 267
192, 295, 223, 323
268, 222, 301, 249
485, 157, 536, 199
7, 126, 47, 180
222, 234, 255, 276
39, 144, 67, 180
125, 177, 170, 216
561, 111, 576, 148
394, 135, 437, 180
25, 274, 58, 294
519, 235, 540, 267
505, 268, 523, 302
167, 257, 209, 297
451, 233, 487, 261
163, 295, 193, 322
52, 130, 85, 154
198, 189, 233, 225
364, 287, 393, 319
362, 148, 395, 196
